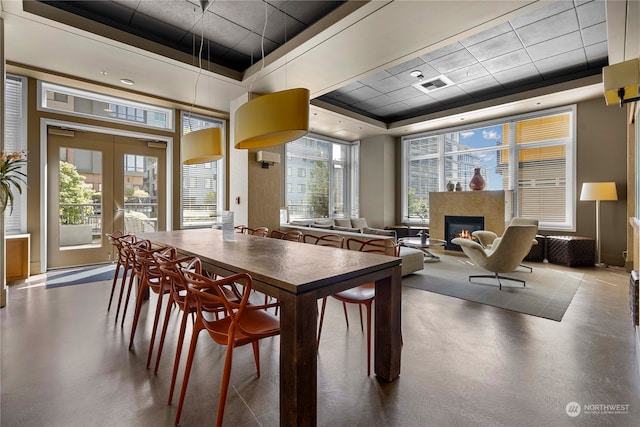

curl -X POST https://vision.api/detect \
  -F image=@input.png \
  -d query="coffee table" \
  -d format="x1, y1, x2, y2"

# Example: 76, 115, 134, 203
399, 237, 446, 262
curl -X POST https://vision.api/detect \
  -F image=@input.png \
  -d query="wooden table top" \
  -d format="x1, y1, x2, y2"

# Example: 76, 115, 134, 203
138, 229, 401, 295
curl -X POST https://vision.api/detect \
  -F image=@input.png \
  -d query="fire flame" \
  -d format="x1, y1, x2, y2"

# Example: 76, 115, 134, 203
456, 229, 475, 240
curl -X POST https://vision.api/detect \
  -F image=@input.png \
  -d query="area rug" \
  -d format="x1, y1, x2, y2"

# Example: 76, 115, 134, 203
402, 253, 584, 321
45, 264, 117, 289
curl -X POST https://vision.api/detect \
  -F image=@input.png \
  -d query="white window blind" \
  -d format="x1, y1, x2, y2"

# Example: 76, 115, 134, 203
180, 112, 224, 228
4, 75, 27, 234
402, 106, 575, 230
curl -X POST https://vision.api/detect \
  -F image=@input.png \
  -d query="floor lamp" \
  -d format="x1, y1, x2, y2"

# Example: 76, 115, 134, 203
580, 182, 618, 267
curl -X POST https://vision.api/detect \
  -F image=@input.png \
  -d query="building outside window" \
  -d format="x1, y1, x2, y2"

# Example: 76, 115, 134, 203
181, 112, 225, 228
402, 106, 575, 231
285, 134, 359, 220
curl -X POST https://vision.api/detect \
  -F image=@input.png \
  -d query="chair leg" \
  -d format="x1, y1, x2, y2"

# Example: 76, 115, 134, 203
519, 263, 533, 273
341, 302, 350, 328
107, 262, 123, 312
216, 341, 236, 427
174, 323, 202, 425
365, 302, 372, 377
468, 274, 526, 291
168, 308, 191, 404
358, 305, 364, 332
114, 264, 131, 323
120, 271, 137, 327
317, 297, 328, 350
251, 340, 261, 377
146, 290, 168, 369
154, 296, 175, 374
129, 280, 148, 350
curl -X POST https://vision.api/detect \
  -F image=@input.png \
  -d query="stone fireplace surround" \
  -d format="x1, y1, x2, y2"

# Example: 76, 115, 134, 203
429, 190, 513, 243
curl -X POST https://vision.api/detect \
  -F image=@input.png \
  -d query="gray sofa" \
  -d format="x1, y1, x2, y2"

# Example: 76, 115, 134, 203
281, 218, 424, 276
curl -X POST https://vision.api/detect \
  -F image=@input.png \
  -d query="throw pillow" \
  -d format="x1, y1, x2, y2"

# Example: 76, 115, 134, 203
351, 217, 368, 230
334, 218, 352, 227
314, 219, 335, 226
363, 227, 396, 238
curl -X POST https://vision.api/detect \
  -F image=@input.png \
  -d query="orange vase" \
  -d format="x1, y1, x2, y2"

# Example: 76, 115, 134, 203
469, 168, 485, 191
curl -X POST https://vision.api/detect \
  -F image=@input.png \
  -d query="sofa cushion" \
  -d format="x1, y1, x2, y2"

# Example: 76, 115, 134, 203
311, 223, 334, 229
289, 220, 311, 227
314, 219, 334, 227
351, 217, 368, 230
334, 218, 352, 227
363, 227, 396, 239
335, 226, 361, 233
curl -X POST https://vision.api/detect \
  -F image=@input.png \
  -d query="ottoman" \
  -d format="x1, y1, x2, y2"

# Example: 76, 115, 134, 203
523, 234, 546, 262
547, 236, 595, 267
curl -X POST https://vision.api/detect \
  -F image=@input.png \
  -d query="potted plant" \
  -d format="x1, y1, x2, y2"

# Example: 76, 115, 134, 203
0, 150, 28, 215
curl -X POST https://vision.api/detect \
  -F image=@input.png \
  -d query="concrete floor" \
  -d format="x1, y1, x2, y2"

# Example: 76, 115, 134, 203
1, 260, 639, 427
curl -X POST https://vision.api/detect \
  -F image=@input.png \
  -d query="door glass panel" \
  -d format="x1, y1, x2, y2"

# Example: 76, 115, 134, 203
58, 147, 102, 249
123, 154, 159, 233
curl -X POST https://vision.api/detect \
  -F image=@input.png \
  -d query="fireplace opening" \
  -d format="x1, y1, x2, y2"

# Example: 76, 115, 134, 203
444, 215, 485, 250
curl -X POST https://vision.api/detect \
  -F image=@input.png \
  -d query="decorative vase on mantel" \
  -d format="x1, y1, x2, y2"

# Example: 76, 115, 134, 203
469, 168, 486, 191
446, 181, 455, 191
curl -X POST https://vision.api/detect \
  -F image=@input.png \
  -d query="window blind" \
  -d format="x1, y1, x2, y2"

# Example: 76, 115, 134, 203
4, 76, 26, 234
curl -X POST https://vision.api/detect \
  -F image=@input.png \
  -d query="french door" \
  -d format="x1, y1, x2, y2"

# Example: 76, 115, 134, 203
47, 127, 167, 268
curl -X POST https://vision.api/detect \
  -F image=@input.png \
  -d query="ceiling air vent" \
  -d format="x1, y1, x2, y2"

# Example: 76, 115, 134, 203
413, 75, 454, 94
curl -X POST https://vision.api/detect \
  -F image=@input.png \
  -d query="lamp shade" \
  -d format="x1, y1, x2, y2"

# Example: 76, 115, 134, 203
580, 182, 618, 201
182, 127, 223, 164
234, 88, 310, 149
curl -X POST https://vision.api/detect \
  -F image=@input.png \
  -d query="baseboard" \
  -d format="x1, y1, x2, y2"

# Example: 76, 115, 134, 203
636, 326, 640, 377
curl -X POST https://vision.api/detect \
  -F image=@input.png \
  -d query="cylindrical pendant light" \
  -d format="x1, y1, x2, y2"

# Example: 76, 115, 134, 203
182, 127, 224, 164
234, 88, 310, 149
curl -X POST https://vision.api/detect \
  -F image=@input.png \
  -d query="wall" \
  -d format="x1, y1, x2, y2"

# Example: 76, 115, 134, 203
574, 97, 628, 266
360, 134, 396, 228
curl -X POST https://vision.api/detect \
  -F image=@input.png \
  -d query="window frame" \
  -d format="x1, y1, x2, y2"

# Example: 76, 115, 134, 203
284, 133, 359, 220
179, 112, 226, 229
401, 105, 576, 231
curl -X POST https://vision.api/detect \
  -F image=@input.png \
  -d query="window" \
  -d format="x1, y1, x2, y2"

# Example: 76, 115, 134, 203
4, 75, 28, 234
402, 106, 575, 230
181, 112, 225, 228
285, 134, 359, 220
39, 81, 174, 130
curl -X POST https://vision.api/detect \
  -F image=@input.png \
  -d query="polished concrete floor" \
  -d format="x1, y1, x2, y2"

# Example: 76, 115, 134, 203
2, 259, 639, 427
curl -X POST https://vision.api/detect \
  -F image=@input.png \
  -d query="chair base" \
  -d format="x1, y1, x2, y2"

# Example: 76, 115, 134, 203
519, 263, 533, 273
469, 273, 526, 291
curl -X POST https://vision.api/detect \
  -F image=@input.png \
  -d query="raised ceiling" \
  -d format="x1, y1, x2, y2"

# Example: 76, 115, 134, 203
6, 1, 626, 140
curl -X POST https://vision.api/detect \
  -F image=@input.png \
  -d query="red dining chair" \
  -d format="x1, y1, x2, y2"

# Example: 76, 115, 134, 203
317, 237, 399, 376
116, 236, 147, 325
269, 229, 303, 242
129, 244, 177, 354
302, 233, 345, 248
175, 271, 280, 427
105, 230, 129, 312
244, 226, 269, 237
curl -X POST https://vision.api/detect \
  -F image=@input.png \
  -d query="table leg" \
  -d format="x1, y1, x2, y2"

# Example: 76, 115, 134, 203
422, 249, 441, 262
374, 265, 402, 381
278, 291, 318, 426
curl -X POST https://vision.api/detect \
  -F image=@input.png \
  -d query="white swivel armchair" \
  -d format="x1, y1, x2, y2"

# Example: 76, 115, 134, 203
453, 224, 539, 290
472, 217, 539, 272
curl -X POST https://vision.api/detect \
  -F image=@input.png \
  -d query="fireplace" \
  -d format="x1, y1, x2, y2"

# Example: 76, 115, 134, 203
444, 215, 485, 250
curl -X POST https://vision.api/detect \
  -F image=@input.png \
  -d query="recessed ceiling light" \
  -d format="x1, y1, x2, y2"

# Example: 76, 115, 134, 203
120, 78, 135, 85
410, 70, 423, 78
100, 70, 108, 76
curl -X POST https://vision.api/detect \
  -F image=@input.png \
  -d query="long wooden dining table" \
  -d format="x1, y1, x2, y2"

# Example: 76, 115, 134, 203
138, 228, 402, 426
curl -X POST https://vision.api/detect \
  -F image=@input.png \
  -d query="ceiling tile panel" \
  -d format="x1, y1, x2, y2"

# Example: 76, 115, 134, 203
135, 0, 201, 30
424, 85, 471, 102
354, 94, 396, 110
585, 41, 608, 63
420, 42, 464, 62
278, 0, 345, 25
394, 64, 440, 84
460, 22, 512, 47
527, 31, 584, 61
457, 75, 503, 96
466, 31, 524, 61
482, 49, 532, 74
386, 57, 427, 77
211, 1, 277, 32
510, 1, 575, 29
492, 63, 542, 88
536, 49, 588, 78
231, 32, 278, 57
330, 81, 365, 96
446, 63, 490, 84
582, 22, 607, 46
201, 14, 252, 50
402, 95, 440, 109
386, 86, 425, 102
576, 0, 606, 28
130, 13, 188, 43
335, 86, 380, 104
430, 49, 479, 74
517, 9, 580, 46
372, 76, 409, 94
